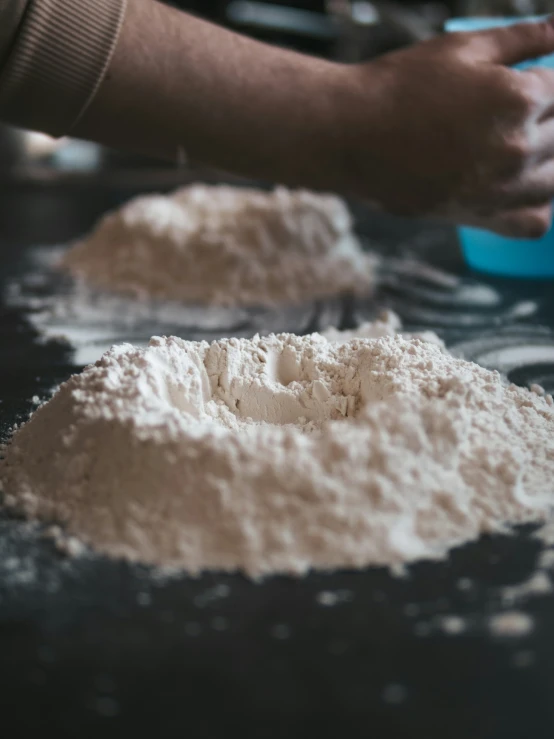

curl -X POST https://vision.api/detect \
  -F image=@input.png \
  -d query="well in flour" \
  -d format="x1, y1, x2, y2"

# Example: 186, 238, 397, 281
1, 317, 554, 579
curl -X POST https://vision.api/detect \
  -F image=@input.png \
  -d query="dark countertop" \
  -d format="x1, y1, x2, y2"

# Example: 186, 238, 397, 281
1, 175, 554, 739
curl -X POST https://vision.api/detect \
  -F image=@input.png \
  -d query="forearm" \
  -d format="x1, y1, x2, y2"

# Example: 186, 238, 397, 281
4, 1, 554, 240
74, 1, 348, 189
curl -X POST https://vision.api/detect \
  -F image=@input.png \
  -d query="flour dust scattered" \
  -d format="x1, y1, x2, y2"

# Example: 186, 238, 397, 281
2, 184, 554, 649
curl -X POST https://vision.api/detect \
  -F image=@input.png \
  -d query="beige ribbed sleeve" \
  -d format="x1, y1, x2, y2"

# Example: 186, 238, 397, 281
0, 0, 127, 136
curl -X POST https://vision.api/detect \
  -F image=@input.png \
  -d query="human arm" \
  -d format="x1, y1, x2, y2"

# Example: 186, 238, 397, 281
4, 1, 554, 236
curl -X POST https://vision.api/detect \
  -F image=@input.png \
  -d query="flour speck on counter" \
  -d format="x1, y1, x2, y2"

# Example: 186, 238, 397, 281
489, 612, 535, 638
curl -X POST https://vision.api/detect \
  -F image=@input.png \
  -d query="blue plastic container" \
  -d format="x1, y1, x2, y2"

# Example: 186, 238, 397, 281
446, 16, 554, 278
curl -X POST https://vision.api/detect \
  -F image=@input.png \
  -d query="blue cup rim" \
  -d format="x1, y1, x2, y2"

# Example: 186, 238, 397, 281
445, 16, 549, 33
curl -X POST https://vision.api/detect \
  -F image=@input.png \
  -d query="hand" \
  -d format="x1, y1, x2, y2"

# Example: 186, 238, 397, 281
337, 18, 554, 237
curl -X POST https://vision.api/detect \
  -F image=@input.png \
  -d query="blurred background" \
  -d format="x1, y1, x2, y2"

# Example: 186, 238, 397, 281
2, 0, 554, 179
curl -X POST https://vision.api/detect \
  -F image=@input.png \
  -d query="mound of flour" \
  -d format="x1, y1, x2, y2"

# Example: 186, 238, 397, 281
2, 319, 553, 578
60, 185, 373, 307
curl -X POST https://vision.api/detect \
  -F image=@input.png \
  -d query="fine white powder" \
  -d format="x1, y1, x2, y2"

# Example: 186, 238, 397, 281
2, 316, 554, 579
60, 185, 374, 307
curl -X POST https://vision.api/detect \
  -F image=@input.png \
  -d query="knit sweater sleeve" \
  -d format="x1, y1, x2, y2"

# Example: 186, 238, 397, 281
0, 0, 127, 137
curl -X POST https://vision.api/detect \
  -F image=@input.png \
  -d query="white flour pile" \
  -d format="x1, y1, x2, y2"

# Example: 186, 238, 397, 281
2, 316, 554, 579
60, 185, 374, 307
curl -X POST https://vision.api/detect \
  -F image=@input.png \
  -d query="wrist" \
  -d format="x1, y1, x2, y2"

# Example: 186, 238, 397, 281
324, 61, 391, 202
281, 58, 355, 191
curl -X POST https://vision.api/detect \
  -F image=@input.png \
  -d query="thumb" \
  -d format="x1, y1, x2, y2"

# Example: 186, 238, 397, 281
467, 17, 554, 66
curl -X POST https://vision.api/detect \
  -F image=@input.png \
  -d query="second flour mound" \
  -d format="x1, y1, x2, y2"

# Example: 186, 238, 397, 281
61, 185, 374, 307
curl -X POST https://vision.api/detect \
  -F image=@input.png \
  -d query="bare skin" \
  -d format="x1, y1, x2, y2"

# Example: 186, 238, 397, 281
340, 23, 554, 236
73, 3, 554, 238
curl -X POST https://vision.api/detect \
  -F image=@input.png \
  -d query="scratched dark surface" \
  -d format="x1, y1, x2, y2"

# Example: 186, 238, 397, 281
1, 176, 554, 739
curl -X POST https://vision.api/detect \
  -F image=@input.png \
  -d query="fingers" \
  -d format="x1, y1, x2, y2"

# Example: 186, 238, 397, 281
488, 160, 554, 210
533, 118, 554, 162
488, 202, 552, 238
443, 200, 552, 239
464, 17, 554, 66
518, 66, 554, 123
483, 77, 554, 208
